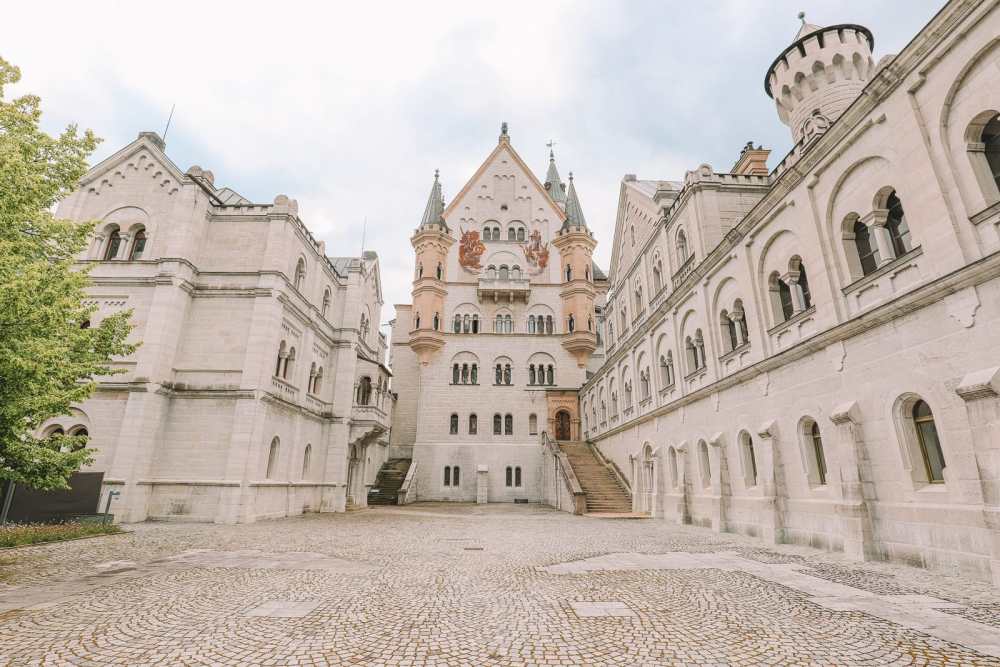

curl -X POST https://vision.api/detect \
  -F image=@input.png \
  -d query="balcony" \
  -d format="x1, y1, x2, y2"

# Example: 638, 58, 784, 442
671, 254, 695, 289
350, 402, 391, 446
477, 277, 531, 303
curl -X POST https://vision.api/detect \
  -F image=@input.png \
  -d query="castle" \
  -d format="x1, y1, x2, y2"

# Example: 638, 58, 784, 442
45, 0, 1000, 585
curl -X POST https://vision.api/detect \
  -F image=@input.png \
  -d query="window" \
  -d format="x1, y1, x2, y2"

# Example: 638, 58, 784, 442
676, 229, 688, 262
266, 437, 280, 479
450, 413, 458, 434
809, 422, 828, 486
504, 414, 513, 435
302, 444, 312, 479
528, 364, 536, 385
508, 227, 516, 241
436, 263, 443, 280
453, 364, 460, 384
506, 466, 513, 487
517, 228, 525, 241
433, 312, 440, 330
639, 370, 650, 400
546, 365, 554, 385
129, 229, 147, 260
471, 364, 478, 384
275, 341, 287, 377
322, 289, 331, 318
284, 347, 296, 381
469, 414, 478, 435
472, 315, 479, 333
777, 274, 794, 321
504, 364, 512, 385
444, 466, 460, 487
499, 265, 509, 281
454, 315, 461, 333
568, 314, 575, 332
311, 366, 323, 394
512, 265, 521, 280
493, 414, 502, 435
104, 229, 122, 260
566, 264, 572, 281
721, 309, 737, 352
885, 192, 912, 258
515, 466, 522, 487
294, 258, 306, 290
743, 434, 758, 488
970, 112, 1000, 201
659, 352, 674, 386
798, 263, 812, 309
913, 400, 946, 483
528, 315, 536, 334
699, 441, 711, 488
853, 218, 879, 275
529, 413, 538, 435
357, 376, 372, 405
545, 316, 553, 335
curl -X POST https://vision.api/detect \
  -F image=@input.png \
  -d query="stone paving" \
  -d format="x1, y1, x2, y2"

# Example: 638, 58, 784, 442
1, 503, 999, 666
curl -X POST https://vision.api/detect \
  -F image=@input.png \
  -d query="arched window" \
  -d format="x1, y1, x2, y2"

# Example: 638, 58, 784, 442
798, 263, 812, 309
461, 363, 469, 384
676, 229, 688, 262
742, 434, 758, 488
504, 314, 513, 334
721, 309, 737, 353
528, 315, 536, 334
469, 413, 478, 434
275, 340, 287, 377
515, 466, 522, 487
487, 265, 497, 279
503, 364, 512, 385
512, 265, 521, 280
312, 366, 323, 394
640, 370, 649, 400
493, 413, 502, 435
415, 313, 421, 329
499, 265, 509, 281
416, 263, 423, 278
129, 229, 147, 260
322, 289, 331, 318
495, 314, 503, 333
453, 466, 460, 485
546, 365, 554, 385
357, 376, 372, 405
545, 315, 553, 335
471, 364, 478, 384
294, 258, 306, 290
504, 414, 513, 435
506, 466, 513, 487
529, 413, 538, 435
508, 227, 516, 241
284, 347, 296, 381
433, 312, 440, 330
699, 441, 711, 488
517, 227, 525, 241
104, 229, 122, 260
809, 422, 828, 486
436, 263, 443, 280
970, 112, 1000, 201
685, 336, 697, 374
444, 466, 451, 486
566, 264, 572, 281
472, 315, 479, 333
913, 400, 946, 483
266, 437, 280, 479
568, 314, 575, 333
528, 364, 536, 385
495, 364, 502, 384
454, 315, 462, 333
776, 274, 794, 322
853, 218, 879, 276
449, 413, 459, 434
885, 191, 912, 258
453, 364, 460, 384
302, 443, 312, 479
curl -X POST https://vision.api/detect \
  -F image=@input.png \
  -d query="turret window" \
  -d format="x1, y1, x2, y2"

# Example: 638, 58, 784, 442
436, 263, 443, 280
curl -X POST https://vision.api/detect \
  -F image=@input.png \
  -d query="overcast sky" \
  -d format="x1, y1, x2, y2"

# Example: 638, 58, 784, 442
6, 0, 943, 329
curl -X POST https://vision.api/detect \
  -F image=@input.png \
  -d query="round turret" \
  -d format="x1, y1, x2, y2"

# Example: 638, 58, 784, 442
765, 16, 875, 145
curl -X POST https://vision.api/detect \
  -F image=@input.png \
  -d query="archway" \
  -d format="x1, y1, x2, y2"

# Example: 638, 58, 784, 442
555, 410, 571, 441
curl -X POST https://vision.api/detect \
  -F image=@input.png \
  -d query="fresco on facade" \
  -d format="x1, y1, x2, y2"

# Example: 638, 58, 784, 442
521, 229, 550, 275
458, 228, 486, 272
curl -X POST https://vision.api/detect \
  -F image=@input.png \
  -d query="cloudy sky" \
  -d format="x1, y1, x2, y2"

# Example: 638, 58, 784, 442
7, 0, 942, 329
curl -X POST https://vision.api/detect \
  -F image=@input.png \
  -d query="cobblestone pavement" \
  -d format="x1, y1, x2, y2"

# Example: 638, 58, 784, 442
2, 503, 1000, 666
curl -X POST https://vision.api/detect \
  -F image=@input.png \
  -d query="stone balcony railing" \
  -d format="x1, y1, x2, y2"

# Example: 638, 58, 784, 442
477, 277, 531, 303
352, 403, 389, 426
671, 254, 695, 289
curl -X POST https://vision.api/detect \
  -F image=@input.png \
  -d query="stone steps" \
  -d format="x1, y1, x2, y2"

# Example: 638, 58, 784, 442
558, 441, 632, 514
367, 458, 412, 506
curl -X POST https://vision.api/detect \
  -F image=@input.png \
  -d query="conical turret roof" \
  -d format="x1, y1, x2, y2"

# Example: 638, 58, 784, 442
563, 173, 588, 230
419, 169, 446, 229
544, 149, 566, 204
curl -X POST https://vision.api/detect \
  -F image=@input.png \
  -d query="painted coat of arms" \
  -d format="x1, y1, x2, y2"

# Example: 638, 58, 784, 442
458, 228, 486, 272
520, 229, 550, 275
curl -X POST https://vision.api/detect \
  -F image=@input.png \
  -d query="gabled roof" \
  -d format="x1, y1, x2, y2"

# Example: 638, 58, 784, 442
442, 132, 566, 224
79, 131, 187, 188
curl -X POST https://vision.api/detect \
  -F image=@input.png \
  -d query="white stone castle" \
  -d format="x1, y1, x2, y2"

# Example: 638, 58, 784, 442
46, 0, 1000, 585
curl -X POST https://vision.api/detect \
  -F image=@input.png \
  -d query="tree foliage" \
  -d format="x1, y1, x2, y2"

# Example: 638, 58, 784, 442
0, 57, 136, 490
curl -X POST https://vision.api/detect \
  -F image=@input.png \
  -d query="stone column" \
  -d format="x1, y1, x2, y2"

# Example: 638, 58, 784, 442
829, 402, 878, 562
861, 209, 894, 266
115, 233, 132, 260
476, 465, 489, 504
755, 421, 784, 545
708, 432, 727, 533
955, 368, 1000, 586
730, 311, 747, 347
782, 271, 805, 314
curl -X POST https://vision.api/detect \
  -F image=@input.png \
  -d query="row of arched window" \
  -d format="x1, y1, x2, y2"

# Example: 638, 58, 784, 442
415, 262, 445, 280
454, 314, 481, 334
101, 226, 147, 261
445, 313, 567, 335
483, 224, 527, 242
448, 413, 540, 436
485, 265, 522, 280
443, 465, 461, 487
265, 437, 312, 480
452, 363, 479, 384
528, 364, 555, 386
292, 258, 337, 322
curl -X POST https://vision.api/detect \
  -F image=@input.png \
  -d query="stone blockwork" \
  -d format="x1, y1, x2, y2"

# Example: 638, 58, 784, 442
45, 137, 393, 523
581, 0, 1000, 585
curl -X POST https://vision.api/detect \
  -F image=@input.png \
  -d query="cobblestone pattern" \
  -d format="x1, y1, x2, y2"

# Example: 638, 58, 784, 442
0, 504, 999, 666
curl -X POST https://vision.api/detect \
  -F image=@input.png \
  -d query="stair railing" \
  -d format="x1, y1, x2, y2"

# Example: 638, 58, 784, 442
541, 431, 587, 515
397, 461, 418, 505
587, 439, 632, 496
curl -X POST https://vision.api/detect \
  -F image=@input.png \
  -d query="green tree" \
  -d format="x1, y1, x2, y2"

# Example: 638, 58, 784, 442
0, 57, 136, 490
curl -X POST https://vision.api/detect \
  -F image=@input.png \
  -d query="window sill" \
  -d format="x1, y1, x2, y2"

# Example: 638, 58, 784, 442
684, 368, 707, 383
718, 342, 750, 364
970, 199, 1000, 226
450, 382, 480, 386
767, 305, 816, 337
841, 246, 923, 296
493, 383, 515, 387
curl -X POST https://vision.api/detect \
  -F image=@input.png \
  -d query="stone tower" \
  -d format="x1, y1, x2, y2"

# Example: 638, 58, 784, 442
765, 14, 875, 145
409, 170, 454, 364
552, 173, 597, 367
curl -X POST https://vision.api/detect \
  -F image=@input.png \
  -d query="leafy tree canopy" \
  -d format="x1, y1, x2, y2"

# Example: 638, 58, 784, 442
0, 57, 136, 490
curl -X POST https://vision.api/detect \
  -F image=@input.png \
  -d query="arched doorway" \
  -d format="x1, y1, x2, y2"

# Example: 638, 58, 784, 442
555, 410, 571, 441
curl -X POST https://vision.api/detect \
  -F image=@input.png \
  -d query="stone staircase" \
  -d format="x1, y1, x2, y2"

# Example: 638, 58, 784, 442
558, 442, 633, 514
367, 458, 412, 506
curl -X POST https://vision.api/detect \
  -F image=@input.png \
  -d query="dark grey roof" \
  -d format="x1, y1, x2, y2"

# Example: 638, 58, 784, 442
419, 170, 446, 229
215, 187, 252, 205
544, 150, 566, 204
591, 262, 607, 281
562, 174, 588, 230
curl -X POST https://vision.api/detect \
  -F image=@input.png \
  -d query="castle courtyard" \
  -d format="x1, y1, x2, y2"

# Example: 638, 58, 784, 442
2, 505, 1000, 666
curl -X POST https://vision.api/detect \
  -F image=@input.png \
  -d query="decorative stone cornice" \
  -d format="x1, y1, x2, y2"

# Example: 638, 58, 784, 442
955, 367, 1000, 401
830, 401, 862, 426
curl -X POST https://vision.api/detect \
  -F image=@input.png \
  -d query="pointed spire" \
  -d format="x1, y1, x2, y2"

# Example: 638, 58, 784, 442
563, 172, 588, 230
419, 169, 446, 229
544, 146, 566, 204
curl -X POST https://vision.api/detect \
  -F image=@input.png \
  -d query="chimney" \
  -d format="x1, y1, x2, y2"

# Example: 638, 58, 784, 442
732, 142, 770, 176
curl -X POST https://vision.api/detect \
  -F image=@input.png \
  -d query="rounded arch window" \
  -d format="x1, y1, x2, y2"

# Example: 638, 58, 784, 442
913, 399, 946, 483
104, 229, 123, 260
129, 229, 147, 260
885, 192, 912, 258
